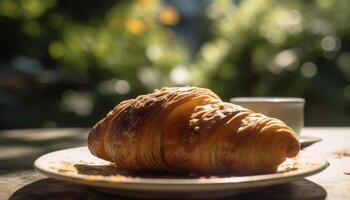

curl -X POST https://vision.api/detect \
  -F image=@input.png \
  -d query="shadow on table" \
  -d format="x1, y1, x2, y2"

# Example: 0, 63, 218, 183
0, 128, 87, 174
9, 178, 326, 200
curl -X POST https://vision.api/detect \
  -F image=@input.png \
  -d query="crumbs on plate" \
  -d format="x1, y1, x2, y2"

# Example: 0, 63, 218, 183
278, 161, 320, 173
49, 160, 129, 182
333, 150, 350, 158
48, 158, 319, 182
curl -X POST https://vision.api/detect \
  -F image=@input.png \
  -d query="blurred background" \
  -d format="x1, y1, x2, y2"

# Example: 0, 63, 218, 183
0, 0, 349, 129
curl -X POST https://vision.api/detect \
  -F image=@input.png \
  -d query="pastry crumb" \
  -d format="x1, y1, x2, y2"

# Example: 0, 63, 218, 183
333, 150, 350, 158
278, 162, 320, 173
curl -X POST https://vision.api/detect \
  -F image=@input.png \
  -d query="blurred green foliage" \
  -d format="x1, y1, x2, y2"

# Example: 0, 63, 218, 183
196, 0, 350, 125
0, 0, 349, 128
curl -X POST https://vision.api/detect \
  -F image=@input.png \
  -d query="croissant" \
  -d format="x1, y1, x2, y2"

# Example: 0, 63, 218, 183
88, 87, 299, 175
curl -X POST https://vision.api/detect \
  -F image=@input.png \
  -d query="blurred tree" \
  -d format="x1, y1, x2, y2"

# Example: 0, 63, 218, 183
0, 0, 188, 128
190, 0, 350, 125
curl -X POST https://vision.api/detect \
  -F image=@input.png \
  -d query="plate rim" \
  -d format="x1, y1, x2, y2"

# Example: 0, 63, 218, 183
34, 146, 329, 190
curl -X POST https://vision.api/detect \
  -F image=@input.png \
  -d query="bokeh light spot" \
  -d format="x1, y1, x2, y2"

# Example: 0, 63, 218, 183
97, 79, 117, 95
137, 67, 161, 89
49, 42, 64, 59
277, 9, 303, 35
170, 65, 190, 85
146, 45, 162, 61
60, 91, 94, 117
269, 49, 299, 73
125, 19, 145, 35
159, 6, 180, 26
301, 62, 318, 78
202, 43, 220, 63
321, 36, 341, 52
337, 52, 350, 73
114, 80, 130, 95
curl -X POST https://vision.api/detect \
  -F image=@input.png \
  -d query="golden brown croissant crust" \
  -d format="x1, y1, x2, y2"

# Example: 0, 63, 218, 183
88, 87, 299, 175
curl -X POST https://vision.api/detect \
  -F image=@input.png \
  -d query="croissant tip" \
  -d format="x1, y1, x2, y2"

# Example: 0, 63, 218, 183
284, 137, 300, 158
88, 120, 109, 160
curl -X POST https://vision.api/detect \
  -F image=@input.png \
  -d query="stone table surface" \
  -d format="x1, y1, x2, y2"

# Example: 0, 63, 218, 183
0, 127, 349, 200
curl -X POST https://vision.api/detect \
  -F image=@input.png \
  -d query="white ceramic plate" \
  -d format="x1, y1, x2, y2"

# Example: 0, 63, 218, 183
34, 147, 328, 199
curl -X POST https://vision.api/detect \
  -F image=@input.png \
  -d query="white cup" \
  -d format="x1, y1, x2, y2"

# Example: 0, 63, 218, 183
230, 97, 305, 136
